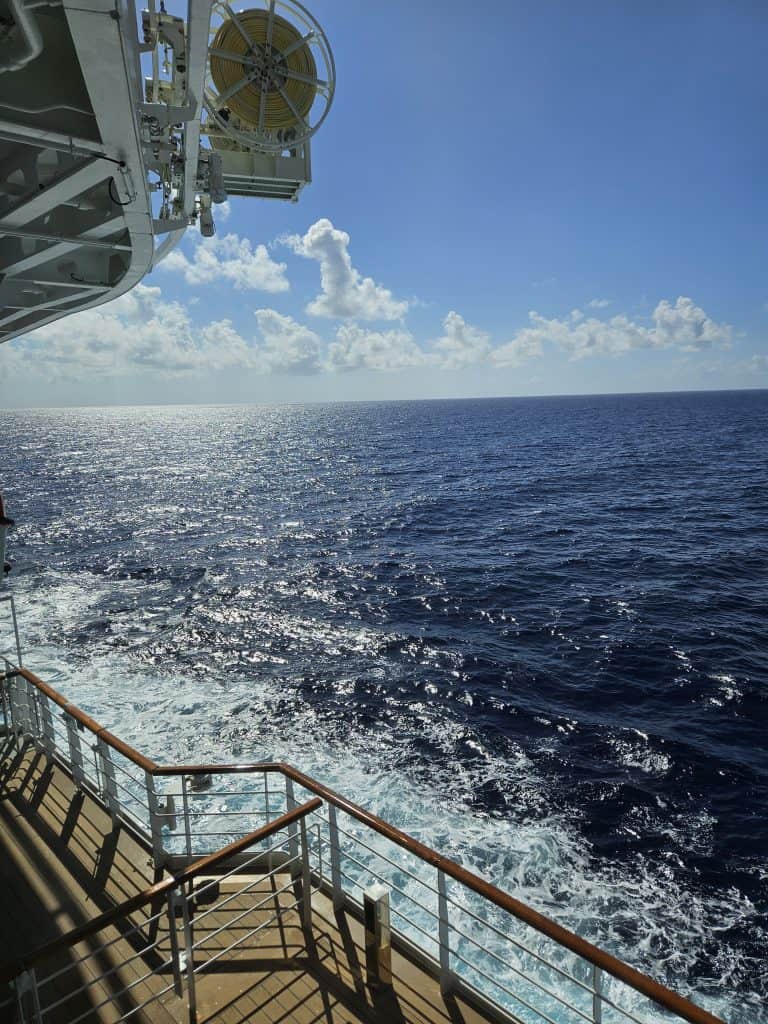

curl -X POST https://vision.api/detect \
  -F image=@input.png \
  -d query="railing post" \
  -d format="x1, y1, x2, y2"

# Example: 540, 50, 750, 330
299, 813, 313, 929
96, 737, 120, 819
37, 694, 55, 755
65, 713, 86, 787
592, 964, 603, 1024
181, 775, 193, 858
167, 890, 184, 998
437, 868, 452, 995
179, 888, 197, 1022
0, 667, 9, 736
15, 968, 43, 1023
285, 777, 300, 878
327, 803, 344, 910
146, 771, 168, 865
364, 884, 392, 989
16, 674, 34, 739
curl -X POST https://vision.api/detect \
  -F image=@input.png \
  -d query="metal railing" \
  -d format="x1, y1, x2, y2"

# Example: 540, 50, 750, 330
0, 799, 322, 1023
0, 664, 726, 1024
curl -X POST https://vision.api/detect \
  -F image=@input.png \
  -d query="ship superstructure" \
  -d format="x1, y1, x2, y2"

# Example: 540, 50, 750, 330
0, 0, 334, 343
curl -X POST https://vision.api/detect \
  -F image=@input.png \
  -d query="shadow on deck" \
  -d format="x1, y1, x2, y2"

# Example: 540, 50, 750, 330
0, 742, 506, 1024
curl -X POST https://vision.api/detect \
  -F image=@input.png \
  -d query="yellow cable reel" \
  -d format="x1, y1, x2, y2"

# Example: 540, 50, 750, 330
209, 9, 317, 132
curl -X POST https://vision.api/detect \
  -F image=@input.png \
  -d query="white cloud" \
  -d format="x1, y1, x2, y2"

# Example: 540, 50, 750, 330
285, 218, 408, 320
491, 331, 544, 368
588, 298, 611, 309
253, 309, 322, 375
14, 285, 257, 377
432, 311, 491, 369
162, 233, 289, 292
652, 296, 732, 350
501, 297, 732, 362
328, 324, 425, 372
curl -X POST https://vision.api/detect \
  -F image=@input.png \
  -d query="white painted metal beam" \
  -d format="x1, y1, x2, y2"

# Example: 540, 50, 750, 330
1, 217, 129, 277
0, 157, 111, 229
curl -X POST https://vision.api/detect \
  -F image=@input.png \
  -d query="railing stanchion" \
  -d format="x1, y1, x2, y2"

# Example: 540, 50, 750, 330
181, 775, 193, 858
167, 890, 184, 998
146, 771, 167, 865
97, 737, 120, 819
285, 777, 300, 879
18, 673, 34, 739
38, 693, 55, 755
299, 813, 313, 929
65, 715, 85, 787
179, 889, 197, 1022
437, 868, 452, 995
328, 803, 344, 910
593, 964, 603, 1024
15, 968, 42, 1023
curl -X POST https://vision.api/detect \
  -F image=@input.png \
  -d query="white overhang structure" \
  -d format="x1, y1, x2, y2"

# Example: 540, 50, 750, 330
0, 0, 335, 344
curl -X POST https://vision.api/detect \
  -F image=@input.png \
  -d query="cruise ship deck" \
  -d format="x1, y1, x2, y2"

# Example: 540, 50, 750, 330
0, 744, 503, 1024
0, 659, 725, 1024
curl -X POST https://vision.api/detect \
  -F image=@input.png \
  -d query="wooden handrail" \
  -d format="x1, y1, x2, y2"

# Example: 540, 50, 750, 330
157, 761, 725, 1024
4, 670, 726, 1024
0, 797, 322, 985
8, 666, 158, 774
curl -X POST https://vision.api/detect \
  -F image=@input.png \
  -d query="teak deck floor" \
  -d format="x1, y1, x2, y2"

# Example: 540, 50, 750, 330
0, 741, 507, 1024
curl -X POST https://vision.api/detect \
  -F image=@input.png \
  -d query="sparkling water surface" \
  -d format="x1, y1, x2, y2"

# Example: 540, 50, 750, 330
1, 391, 766, 1023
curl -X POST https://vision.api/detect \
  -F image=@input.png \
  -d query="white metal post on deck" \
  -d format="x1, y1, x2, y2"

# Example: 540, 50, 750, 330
15, 968, 42, 1024
592, 964, 604, 1023
437, 868, 452, 995
327, 803, 344, 910
37, 693, 55, 755
179, 889, 197, 1020
299, 814, 313, 929
96, 737, 120, 819
145, 770, 169, 865
285, 778, 300, 879
65, 712, 86, 787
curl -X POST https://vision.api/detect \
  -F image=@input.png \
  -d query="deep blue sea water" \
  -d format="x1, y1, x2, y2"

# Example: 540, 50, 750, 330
1, 390, 766, 1022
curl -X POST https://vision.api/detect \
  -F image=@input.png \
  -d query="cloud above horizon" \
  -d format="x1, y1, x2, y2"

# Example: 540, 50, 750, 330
1, 218, 740, 388
162, 233, 289, 293
284, 218, 409, 321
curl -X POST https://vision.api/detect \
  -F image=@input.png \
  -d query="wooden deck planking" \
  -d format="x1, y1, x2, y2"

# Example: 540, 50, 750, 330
1, 741, 509, 1024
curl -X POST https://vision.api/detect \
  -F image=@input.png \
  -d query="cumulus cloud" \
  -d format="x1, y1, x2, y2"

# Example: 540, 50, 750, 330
502, 297, 732, 362
13, 285, 257, 377
491, 331, 544, 368
588, 298, 611, 309
162, 233, 288, 292
328, 324, 425, 372
284, 218, 408, 320
432, 311, 491, 369
10, 289, 324, 380
253, 309, 322, 374
652, 296, 732, 350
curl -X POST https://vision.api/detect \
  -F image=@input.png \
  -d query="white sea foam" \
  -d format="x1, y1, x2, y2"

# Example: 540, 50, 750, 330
4, 575, 762, 1024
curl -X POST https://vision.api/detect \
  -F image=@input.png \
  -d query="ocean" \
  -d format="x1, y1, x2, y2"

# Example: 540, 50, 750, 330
1, 390, 766, 1022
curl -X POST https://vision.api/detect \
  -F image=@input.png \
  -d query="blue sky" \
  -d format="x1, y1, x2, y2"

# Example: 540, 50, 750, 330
2, 0, 766, 406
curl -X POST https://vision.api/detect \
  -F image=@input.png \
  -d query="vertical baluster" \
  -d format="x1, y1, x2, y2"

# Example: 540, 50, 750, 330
146, 771, 167, 866
38, 694, 55, 755
166, 890, 184, 998
592, 964, 603, 1024
285, 777, 300, 879
181, 775, 193, 858
179, 889, 197, 1021
437, 868, 452, 994
263, 772, 270, 824
97, 737, 119, 819
15, 968, 42, 1023
65, 714, 85, 787
328, 803, 344, 910
299, 813, 313, 929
